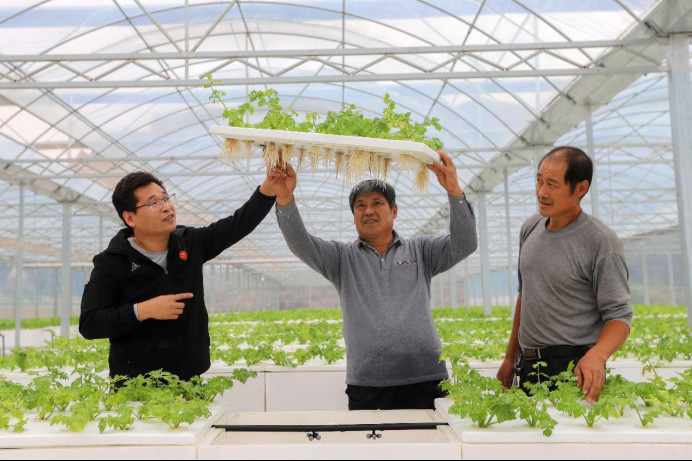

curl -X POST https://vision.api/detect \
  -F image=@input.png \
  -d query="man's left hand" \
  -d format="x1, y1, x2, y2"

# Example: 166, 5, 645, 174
427, 151, 464, 197
574, 352, 607, 404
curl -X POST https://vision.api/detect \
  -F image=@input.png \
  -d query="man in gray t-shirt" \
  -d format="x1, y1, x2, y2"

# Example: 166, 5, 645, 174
497, 146, 633, 403
268, 152, 477, 410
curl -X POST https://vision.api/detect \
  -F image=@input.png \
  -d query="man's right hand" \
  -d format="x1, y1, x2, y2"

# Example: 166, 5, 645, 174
268, 163, 297, 206
497, 356, 516, 389
137, 293, 193, 321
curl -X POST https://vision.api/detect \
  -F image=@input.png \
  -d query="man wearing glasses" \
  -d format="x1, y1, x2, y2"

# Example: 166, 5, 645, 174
80, 171, 276, 382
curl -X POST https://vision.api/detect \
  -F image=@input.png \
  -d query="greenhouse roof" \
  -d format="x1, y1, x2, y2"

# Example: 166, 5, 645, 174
0, 0, 690, 286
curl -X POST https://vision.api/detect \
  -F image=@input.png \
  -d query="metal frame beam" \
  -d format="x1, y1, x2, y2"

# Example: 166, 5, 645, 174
0, 39, 665, 63
0, 66, 668, 90
667, 33, 692, 325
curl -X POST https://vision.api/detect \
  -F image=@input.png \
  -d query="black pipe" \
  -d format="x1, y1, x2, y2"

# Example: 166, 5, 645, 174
212, 422, 448, 432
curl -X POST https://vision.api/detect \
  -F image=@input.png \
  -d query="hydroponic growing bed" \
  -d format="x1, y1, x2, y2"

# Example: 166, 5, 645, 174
0, 401, 229, 460
0, 305, 690, 459
436, 398, 692, 460
197, 409, 460, 460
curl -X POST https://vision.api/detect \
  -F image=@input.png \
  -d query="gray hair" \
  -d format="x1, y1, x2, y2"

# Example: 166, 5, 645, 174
349, 180, 396, 213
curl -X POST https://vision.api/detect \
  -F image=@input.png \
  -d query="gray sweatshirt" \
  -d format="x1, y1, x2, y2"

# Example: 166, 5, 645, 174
276, 195, 477, 387
517, 213, 633, 349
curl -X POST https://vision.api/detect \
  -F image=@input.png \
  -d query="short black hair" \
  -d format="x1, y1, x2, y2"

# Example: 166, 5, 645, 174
539, 146, 593, 196
349, 180, 396, 213
112, 171, 165, 227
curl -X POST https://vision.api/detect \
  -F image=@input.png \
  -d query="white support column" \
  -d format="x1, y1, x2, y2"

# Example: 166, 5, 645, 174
246, 271, 252, 311
439, 274, 445, 308
255, 274, 260, 311
215, 266, 220, 312
668, 252, 677, 306
478, 192, 492, 315
308, 283, 313, 309
14, 184, 24, 348
277, 282, 282, 310
234, 268, 240, 312
464, 258, 470, 311
668, 33, 692, 327
256, 274, 261, 310
641, 251, 650, 306
504, 169, 515, 313
218, 266, 223, 312
226, 265, 231, 312
208, 265, 216, 314
238, 270, 243, 312
248, 273, 253, 311
585, 102, 600, 218
534, 149, 543, 214
98, 216, 104, 252
449, 267, 457, 309
33, 268, 38, 318
245, 271, 251, 311
53, 267, 59, 317
60, 203, 72, 338
184, 0, 189, 80
267, 281, 272, 311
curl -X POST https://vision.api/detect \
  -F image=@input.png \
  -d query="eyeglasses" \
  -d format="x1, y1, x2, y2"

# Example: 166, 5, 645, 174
135, 194, 176, 212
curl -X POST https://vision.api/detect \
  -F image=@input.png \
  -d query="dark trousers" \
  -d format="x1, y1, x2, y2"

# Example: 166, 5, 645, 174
346, 379, 447, 411
517, 345, 592, 392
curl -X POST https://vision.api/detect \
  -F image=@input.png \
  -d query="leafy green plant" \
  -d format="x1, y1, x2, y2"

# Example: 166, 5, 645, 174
98, 406, 134, 433
204, 75, 443, 150
50, 397, 102, 432
149, 395, 211, 430
443, 360, 557, 435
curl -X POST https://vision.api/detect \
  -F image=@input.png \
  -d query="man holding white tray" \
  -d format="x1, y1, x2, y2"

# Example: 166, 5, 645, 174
497, 146, 633, 403
80, 171, 277, 383
269, 152, 477, 410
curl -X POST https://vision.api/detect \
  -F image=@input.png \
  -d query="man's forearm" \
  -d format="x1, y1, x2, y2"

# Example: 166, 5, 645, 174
448, 194, 478, 257
588, 320, 630, 362
276, 200, 339, 282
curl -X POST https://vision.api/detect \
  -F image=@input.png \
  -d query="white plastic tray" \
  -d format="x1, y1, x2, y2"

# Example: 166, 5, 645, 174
436, 397, 692, 444
209, 126, 441, 164
0, 402, 228, 449
198, 409, 461, 460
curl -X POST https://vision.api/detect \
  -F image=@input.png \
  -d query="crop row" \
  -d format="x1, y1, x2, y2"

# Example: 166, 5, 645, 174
444, 360, 692, 436
0, 305, 689, 371
0, 367, 255, 433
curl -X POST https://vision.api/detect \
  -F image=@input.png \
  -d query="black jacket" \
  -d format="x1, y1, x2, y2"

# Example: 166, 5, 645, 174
79, 187, 275, 380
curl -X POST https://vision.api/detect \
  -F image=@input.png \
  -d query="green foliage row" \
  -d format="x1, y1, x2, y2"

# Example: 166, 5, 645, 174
0, 367, 256, 433
0, 317, 79, 331
0, 305, 689, 436
2, 304, 681, 331
204, 77, 444, 150
0, 305, 689, 372
443, 360, 692, 436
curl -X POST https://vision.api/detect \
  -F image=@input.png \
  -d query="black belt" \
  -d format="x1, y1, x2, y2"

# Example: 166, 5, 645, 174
521, 344, 593, 361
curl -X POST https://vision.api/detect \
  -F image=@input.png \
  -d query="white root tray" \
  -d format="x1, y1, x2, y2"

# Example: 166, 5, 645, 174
198, 409, 461, 460
209, 126, 441, 164
435, 397, 692, 444
0, 402, 229, 449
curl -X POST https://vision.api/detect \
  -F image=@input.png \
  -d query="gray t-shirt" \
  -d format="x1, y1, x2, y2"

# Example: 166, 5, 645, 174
128, 238, 169, 320
128, 237, 168, 272
276, 195, 477, 387
517, 213, 633, 349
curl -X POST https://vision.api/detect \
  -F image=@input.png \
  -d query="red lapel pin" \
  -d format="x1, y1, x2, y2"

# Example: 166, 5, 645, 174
179, 250, 188, 261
